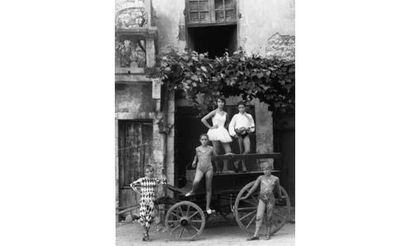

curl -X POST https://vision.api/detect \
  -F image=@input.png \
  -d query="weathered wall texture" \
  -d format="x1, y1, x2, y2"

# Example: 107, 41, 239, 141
115, 82, 165, 172
115, 83, 153, 119
151, 0, 295, 56
152, 0, 186, 53
238, 0, 295, 55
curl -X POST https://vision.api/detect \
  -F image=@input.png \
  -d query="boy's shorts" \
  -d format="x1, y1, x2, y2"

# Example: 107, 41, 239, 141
235, 128, 249, 137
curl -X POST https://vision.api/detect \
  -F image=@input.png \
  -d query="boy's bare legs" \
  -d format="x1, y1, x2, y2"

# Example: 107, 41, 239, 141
248, 200, 265, 240
255, 200, 266, 236
235, 136, 244, 170
235, 136, 249, 171
265, 200, 275, 240
205, 170, 214, 213
186, 170, 204, 196
241, 135, 250, 171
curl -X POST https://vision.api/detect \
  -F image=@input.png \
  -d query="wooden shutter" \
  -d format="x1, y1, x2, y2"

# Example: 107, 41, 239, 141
186, 0, 237, 25
187, 0, 212, 24
214, 0, 236, 23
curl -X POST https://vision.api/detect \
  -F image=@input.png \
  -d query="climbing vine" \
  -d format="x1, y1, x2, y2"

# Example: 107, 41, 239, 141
149, 49, 295, 119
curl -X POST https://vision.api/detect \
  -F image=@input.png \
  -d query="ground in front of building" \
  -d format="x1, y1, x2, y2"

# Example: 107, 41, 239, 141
116, 215, 295, 246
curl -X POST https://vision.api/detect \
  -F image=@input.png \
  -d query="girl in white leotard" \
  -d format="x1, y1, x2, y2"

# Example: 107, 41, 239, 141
201, 97, 233, 173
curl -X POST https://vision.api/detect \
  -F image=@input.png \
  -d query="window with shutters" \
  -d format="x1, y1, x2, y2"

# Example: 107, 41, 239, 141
186, 0, 237, 26
214, 0, 236, 23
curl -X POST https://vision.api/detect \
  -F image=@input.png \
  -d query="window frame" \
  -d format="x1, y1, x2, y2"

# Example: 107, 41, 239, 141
185, 0, 237, 27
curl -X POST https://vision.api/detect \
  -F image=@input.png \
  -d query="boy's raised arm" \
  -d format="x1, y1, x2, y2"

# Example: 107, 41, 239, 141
242, 176, 262, 199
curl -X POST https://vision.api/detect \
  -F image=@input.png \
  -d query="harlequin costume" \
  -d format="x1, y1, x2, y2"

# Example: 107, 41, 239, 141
130, 177, 167, 230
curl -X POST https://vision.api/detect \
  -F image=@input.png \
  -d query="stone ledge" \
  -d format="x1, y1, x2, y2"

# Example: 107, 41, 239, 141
115, 74, 153, 83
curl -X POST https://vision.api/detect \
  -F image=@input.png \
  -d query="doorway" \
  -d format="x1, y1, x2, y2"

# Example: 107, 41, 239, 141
118, 120, 153, 208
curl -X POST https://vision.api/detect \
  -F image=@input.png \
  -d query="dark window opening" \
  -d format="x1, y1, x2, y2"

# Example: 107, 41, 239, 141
187, 24, 237, 58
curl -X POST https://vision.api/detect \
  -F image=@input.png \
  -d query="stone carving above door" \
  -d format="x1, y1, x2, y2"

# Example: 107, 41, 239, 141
116, 0, 148, 29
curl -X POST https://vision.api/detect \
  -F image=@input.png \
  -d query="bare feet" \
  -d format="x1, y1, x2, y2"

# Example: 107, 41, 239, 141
264, 234, 271, 240
247, 235, 259, 241
206, 209, 215, 215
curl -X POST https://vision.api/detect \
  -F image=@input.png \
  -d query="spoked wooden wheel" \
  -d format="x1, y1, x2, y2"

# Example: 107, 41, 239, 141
165, 201, 205, 240
234, 181, 291, 236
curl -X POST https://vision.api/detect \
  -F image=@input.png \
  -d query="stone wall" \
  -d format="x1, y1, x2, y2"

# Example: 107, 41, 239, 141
238, 0, 295, 55
115, 83, 153, 119
151, 0, 295, 56
152, 0, 186, 53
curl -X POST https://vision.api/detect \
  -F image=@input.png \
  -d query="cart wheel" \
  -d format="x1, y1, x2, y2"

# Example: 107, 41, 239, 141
165, 201, 205, 240
234, 181, 291, 236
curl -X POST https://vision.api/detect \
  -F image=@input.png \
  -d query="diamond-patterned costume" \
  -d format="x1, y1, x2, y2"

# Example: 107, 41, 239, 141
130, 177, 167, 229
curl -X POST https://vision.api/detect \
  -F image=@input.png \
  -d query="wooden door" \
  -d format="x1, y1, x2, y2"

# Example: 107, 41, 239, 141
118, 120, 153, 207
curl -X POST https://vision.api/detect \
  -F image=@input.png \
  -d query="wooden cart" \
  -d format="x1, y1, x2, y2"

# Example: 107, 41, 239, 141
161, 153, 292, 240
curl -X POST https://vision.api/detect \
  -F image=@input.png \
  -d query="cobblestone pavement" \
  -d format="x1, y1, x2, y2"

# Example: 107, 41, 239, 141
116, 216, 295, 246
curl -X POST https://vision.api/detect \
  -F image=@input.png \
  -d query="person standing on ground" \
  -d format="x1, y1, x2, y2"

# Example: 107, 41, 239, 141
130, 165, 167, 241
241, 162, 282, 240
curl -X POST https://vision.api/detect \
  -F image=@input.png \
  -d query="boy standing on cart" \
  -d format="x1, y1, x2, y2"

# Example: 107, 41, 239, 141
228, 101, 255, 172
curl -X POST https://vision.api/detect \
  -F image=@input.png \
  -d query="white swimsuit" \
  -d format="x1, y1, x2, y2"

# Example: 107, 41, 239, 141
207, 112, 232, 143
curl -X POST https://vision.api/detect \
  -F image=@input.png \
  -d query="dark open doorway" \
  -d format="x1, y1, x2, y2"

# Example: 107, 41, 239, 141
187, 24, 237, 58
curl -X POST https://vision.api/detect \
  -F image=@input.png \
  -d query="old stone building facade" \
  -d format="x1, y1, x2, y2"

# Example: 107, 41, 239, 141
115, 0, 295, 216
